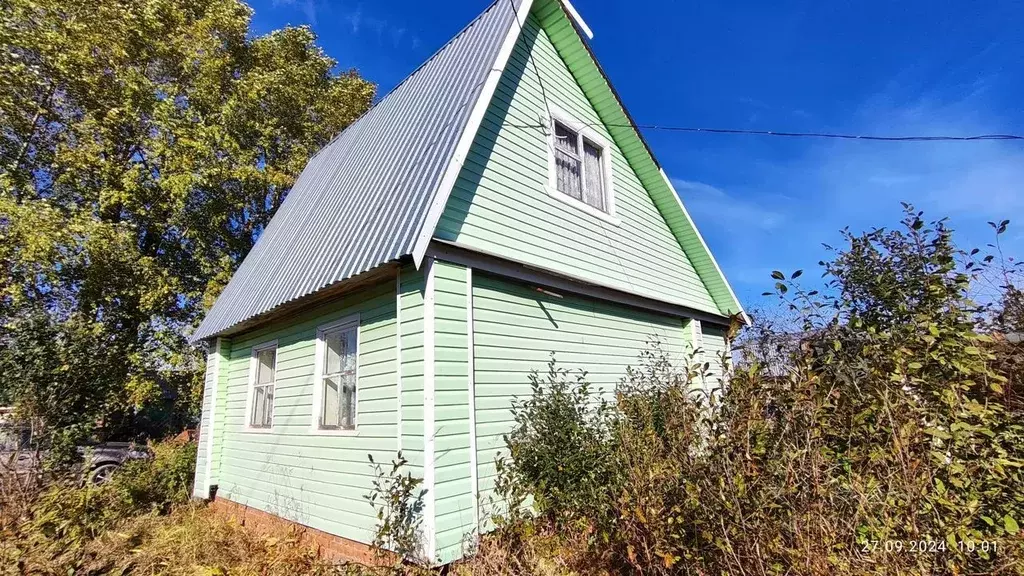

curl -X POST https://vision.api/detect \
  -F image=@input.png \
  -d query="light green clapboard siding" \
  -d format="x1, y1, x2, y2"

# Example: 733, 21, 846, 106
399, 264, 426, 477
470, 273, 690, 532
435, 12, 720, 315
213, 279, 399, 545
212, 338, 230, 487
700, 323, 731, 394
431, 260, 476, 564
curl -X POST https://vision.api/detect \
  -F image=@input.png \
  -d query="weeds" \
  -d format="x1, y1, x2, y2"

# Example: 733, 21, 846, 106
479, 206, 1024, 575
365, 452, 426, 565
0, 439, 198, 573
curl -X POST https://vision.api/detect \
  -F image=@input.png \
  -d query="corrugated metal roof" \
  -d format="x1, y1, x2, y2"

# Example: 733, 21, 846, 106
193, 0, 520, 342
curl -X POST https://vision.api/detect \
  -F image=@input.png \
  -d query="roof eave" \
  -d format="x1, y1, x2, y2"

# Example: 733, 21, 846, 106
189, 261, 403, 344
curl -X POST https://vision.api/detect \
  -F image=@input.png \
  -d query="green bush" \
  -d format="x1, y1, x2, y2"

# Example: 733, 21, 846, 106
25, 441, 196, 555
497, 357, 618, 531
492, 207, 1024, 575
365, 451, 426, 564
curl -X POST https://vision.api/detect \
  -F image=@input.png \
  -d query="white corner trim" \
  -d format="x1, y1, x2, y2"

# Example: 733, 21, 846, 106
465, 267, 480, 531
692, 319, 704, 358
422, 258, 438, 559
560, 0, 594, 39
395, 269, 403, 453
411, 0, 536, 268
244, 339, 278, 433
203, 337, 222, 496
544, 103, 619, 224
310, 314, 361, 435
660, 169, 749, 324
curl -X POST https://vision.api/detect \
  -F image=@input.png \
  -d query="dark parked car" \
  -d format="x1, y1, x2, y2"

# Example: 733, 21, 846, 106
78, 442, 152, 485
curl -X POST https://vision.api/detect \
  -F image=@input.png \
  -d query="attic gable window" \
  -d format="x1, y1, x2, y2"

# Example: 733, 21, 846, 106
547, 109, 616, 222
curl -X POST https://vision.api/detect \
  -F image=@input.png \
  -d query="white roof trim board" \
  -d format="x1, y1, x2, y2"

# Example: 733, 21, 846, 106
660, 169, 750, 325
559, 0, 594, 39
193, 0, 742, 342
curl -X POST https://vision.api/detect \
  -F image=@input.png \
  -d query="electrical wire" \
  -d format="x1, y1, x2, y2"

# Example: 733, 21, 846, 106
507, 0, 555, 145
505, 121, 1024, 142
505, 0, 640, 295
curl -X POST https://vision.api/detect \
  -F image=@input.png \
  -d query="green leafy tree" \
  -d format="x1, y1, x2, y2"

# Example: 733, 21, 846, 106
0, 0, 374, 441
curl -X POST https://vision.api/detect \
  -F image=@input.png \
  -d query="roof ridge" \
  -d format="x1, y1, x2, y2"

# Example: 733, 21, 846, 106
311, 0, 508, 161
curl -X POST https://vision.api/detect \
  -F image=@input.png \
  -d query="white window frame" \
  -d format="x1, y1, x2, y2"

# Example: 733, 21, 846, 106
244, 340, 278, 433
310, 314, 361, 435
545, 105, 619, 225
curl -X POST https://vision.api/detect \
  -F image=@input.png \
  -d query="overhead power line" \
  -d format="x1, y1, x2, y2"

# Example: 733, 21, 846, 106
505, 121, 1024, 142
499, 0, 1018, 144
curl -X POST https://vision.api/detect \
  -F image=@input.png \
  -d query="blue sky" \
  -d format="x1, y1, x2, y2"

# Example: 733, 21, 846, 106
250, 0, 1024, 307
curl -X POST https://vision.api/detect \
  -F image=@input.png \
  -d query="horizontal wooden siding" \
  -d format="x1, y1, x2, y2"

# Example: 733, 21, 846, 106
213, 279, 399, 545
471, 273, 690, 527
436, 13, 719, 315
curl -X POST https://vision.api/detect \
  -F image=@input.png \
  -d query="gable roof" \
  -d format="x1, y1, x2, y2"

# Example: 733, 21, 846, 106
526, 0, 745, 321
192, 0, 523, 341
193, 0, 743, 342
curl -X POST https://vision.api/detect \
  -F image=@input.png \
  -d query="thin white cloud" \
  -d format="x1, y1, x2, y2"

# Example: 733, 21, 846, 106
340, 5, 417, 51
272, 0, 318, 25
673, 179, 787, 233
677, 85, 1024, 304
346, 5, 362, 33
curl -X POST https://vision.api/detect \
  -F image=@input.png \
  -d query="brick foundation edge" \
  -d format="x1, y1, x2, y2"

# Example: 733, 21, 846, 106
208, 496, 393, 566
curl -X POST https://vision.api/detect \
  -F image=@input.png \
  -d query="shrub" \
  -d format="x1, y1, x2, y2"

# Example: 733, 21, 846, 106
487, 207, 1024, 576
106, 440, 197, 517
3, 440, 197, 571
496, 356, 618, 531
365, 451, 426, 564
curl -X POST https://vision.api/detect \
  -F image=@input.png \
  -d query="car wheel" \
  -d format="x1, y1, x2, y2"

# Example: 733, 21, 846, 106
88, 462, 119, 485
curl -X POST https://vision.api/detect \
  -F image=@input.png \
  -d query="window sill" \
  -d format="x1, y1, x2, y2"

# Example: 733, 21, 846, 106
242, 426, 275, 434
308, 427, 359, 437
545, 186, 621, 226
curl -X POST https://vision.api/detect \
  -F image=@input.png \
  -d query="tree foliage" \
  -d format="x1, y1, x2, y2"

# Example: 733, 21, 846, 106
0, 0, 375, 440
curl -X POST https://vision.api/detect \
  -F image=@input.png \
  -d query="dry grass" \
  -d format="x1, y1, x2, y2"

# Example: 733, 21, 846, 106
2, 502, 397, 576
452, 523, 609, 576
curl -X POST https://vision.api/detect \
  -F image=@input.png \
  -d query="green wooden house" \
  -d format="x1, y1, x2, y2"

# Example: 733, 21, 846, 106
191, 0, 744, 564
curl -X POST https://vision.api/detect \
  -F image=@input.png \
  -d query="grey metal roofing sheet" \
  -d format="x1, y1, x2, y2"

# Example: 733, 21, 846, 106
192, 0, 518, 342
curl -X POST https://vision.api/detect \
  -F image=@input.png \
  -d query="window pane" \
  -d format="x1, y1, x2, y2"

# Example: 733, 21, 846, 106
322, 376, 340, 427
325, 331, 342, 375
553, 122, 582, 200
257, 349, 275, 384
582, 140, 605, 211
251, 387, 263, 425
251, 385, 273, 428
341, 375, 356, 429
341, 328, 357, 372
555, 150, 582, 200
263, 387, 274, 427
325, 327, 357, 375
554, 122, 578, 153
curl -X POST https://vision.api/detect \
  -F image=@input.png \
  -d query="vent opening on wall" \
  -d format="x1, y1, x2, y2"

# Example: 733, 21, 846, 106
533, 286, 564, 299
